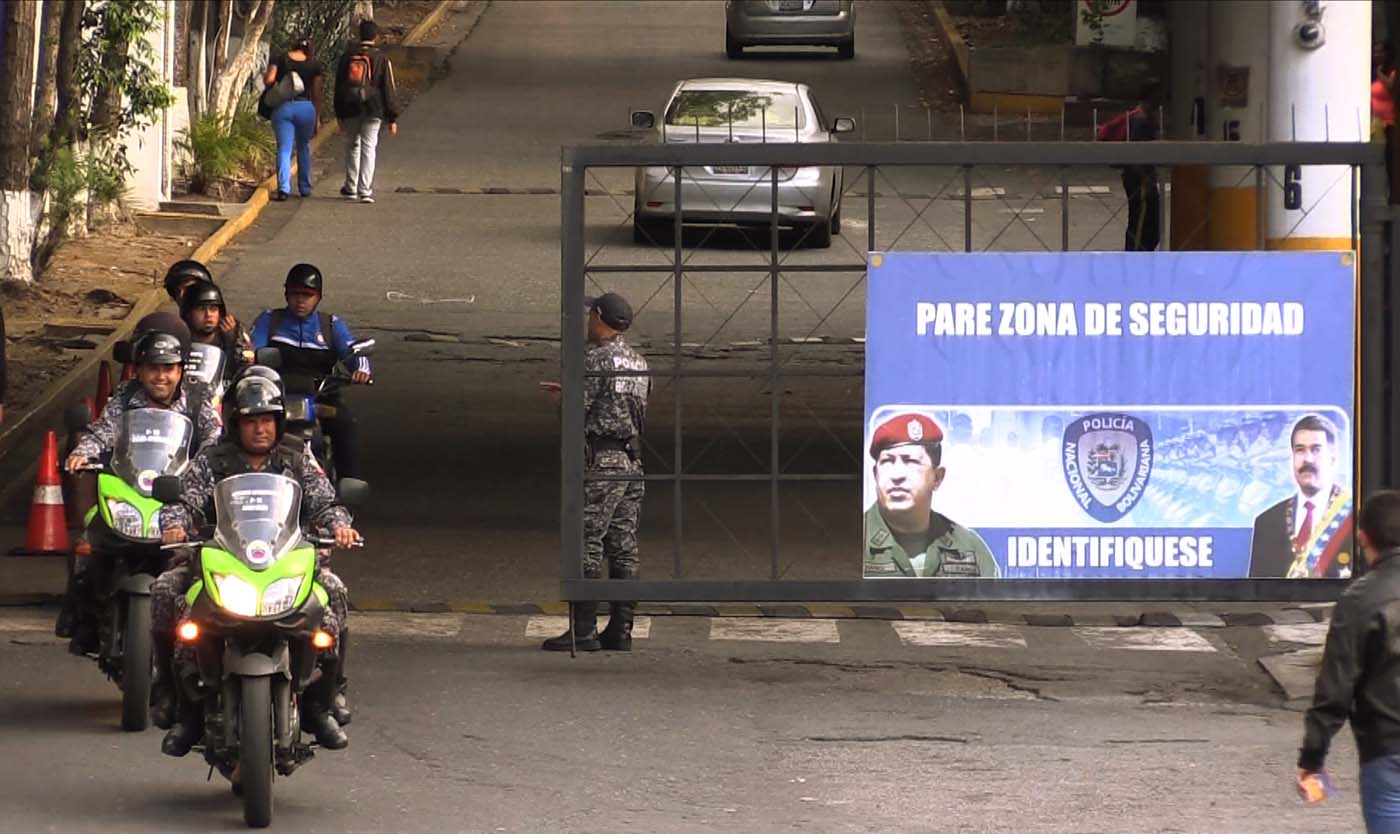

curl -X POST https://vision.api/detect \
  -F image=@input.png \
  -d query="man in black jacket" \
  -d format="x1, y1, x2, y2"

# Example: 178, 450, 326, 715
334, 19, 401, 204
1298, 490, 1400, 830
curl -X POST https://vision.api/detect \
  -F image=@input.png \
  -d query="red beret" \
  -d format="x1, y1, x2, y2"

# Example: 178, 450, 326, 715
869, 413, 944, 458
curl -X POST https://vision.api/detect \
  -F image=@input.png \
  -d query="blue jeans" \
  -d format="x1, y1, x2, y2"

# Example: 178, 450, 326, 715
272, 99, 316, 196
1362, 754, 1400, 834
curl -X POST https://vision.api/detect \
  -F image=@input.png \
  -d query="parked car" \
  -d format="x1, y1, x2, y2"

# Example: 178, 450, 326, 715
725, 0, 856, 60
631, 78, 856, 248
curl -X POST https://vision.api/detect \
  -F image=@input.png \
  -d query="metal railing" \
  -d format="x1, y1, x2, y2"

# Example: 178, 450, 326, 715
559, 139, 1390, 602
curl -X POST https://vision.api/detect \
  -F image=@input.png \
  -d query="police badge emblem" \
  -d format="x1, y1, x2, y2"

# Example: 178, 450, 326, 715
1062, 412, 1154, 523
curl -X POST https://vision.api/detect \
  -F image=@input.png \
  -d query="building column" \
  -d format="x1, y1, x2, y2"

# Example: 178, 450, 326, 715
1206, 0, 1270, 251
1168, 0, 1210, 250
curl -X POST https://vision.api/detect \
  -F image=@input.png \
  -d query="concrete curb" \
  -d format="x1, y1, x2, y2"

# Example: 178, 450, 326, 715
926, 0, 969, 97
0, 0, 467, 511
345, 599, 1334, 627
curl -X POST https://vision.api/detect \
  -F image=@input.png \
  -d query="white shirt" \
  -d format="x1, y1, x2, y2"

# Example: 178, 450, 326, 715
1293, 486, 1333, 538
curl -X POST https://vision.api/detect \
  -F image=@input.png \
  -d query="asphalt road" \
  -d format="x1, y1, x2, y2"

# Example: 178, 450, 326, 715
0, 608, 1359, 834
173, 0, 1138, 606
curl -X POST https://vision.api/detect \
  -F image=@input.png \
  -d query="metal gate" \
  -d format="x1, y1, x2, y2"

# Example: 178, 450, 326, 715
559, 138, 1390, 603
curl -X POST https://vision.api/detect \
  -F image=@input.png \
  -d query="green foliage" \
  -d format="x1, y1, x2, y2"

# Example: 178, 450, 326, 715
78, 0, 175, 135
177, 105, 277, 194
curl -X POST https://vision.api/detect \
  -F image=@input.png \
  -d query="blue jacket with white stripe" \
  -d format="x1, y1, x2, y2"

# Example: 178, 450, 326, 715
250, 307, 371, 379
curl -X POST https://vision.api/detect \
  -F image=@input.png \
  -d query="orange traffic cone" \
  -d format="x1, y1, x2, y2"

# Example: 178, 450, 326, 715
22, 432, 70, 555
119, 362, 134, 382
94, 362, 112, 415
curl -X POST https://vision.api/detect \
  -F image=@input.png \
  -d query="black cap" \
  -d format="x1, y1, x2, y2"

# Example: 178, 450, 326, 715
359, 19, 378, 41
586, 292, 633, 331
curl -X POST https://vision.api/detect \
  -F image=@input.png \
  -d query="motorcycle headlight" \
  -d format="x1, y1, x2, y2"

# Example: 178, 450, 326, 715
213, 573, 259, 617
260, 577, 303, 617
106, 500, 144, 538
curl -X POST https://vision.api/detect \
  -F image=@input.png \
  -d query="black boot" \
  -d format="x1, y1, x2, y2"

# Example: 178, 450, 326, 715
54, 569, 79, 639
302, 673, 348, 749
150, 634, 176, 729
162, 703, 204, 757
541, 602, 600, 652
598, 565, 637, 651
330, 629, 351, 726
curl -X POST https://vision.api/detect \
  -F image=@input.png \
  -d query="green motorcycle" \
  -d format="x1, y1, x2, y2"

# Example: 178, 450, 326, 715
70, 407, 194, 731
153, 471, 365, 829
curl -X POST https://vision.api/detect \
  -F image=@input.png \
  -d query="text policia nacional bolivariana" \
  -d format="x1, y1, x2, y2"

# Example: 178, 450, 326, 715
916, 301, 1304, 337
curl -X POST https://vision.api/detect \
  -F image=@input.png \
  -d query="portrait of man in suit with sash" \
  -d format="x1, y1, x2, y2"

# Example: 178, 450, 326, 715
1248, 414, 1355, 578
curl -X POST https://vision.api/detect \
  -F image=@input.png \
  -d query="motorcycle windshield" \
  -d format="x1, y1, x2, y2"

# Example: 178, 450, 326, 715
212, 473, 303, 567
185, 343, 226, 387
112, 409, 194, 494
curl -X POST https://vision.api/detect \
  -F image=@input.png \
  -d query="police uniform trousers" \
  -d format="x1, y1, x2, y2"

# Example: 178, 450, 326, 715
583, 449, 644, 579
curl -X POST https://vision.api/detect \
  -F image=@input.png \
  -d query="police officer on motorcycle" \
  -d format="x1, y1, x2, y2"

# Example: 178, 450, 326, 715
181, 280, 254, 384
154, 366, 361, 754
250, 264, 371, 481
56, 316, 223, 653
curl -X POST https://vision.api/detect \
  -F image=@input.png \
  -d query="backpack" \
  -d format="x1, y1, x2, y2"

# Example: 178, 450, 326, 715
345, 50, 374, 107
1096, 106, 1142, 142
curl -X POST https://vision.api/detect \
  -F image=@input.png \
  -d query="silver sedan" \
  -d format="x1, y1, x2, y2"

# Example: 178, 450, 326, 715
631, 78, 855, 248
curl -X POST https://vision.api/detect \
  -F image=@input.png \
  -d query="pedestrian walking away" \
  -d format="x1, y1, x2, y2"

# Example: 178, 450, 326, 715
1098, 80, 1162, 252
263, 36, 324, 201
539, 292, 650, 652
335, 19, 402, 204
1296, 490, 1400, 833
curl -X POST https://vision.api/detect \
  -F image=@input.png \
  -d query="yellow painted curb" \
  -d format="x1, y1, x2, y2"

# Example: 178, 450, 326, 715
405, 0, 455, 44
928, 1, 969, 94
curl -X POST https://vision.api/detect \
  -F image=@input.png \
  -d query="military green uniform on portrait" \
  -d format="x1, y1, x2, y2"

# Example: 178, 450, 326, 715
863, 504, 999, 578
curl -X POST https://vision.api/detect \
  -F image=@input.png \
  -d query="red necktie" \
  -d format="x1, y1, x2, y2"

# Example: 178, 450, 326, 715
1294, 500, 1315, 551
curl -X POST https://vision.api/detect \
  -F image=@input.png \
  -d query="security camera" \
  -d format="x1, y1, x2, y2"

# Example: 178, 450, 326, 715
1294, 21, 1325, 49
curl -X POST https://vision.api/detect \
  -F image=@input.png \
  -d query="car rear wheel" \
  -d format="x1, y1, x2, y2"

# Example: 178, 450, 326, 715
831, 188, 843, 235
634, 216, 673, 246
726, 28, 744, 59
837, 36, 855, 60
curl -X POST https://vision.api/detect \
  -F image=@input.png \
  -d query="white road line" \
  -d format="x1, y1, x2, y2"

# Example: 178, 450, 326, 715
893, 621, 1027, 649
524, 615, 651, 640
1172, 612, 1228, 628
708, 617, 839, 643
1263, 622, 1329, 646
1074, 627, 1217, 653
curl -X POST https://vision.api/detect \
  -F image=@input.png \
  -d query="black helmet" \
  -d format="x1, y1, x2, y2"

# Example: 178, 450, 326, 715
131, 330, 188, 366
228, 368, 286, 437
132, 311, 191, 344
179, 280, 226, 320
284, 263, 323, 294
164, 260, 213, 300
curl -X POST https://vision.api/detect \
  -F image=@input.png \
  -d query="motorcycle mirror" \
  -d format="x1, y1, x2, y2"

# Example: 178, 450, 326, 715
254, 347, 283, 369
337, 478, 370, 506
151, 475, 183, 504
630, 110, 656, 130
112, 341, 133, 364
63, 402, 93, 432
349, 338, 375, 357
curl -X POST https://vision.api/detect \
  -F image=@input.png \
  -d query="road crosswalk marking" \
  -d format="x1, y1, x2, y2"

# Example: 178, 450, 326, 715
709, 617, 840, 643
893, 621, 1027, 649
1073, 627, 1217, 653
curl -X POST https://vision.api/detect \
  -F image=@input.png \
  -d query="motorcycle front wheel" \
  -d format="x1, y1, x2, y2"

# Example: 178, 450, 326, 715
239, 675, 274, 828
119, 595, 152, 732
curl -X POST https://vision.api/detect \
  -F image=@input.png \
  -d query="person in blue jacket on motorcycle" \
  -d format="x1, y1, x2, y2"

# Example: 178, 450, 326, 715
250, 264, 371, 481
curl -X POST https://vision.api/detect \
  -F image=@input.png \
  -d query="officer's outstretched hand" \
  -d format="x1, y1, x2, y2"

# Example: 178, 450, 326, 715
334, 527, 363, 549
162, 528, 187, 545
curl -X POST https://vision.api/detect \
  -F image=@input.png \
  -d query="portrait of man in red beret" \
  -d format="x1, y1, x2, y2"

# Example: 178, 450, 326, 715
864, 412, 999, 578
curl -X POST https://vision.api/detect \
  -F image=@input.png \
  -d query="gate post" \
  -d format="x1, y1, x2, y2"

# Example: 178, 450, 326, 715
559, 154, 587, 584
1360, 160, 1390, 500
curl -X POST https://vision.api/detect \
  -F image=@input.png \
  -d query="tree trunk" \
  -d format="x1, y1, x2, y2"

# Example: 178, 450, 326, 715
354, 0, 374, 22
211, 0, 232, 85
50, 0, 83, 148
0, 0, 39, 283
187, 0, 210, 122
211, 0, 275, 120
88, 10, 131, 136
31, 0, 64, 147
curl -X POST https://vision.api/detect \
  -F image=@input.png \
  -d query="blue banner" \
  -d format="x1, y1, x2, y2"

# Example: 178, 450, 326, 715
863, 252, 1356, 580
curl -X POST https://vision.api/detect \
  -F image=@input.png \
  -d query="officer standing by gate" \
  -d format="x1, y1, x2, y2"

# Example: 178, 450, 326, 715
541, 293, 649, 652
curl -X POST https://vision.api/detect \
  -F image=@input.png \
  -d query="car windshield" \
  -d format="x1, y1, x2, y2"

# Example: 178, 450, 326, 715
213, 473, 304, 567
665, 90, 804, 130
111, 409, 194, 494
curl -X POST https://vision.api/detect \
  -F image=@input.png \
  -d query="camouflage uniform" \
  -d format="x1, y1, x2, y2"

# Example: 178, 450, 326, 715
153, 437, 352, 637
583, 335, 649, 579
72, 379, 222, 462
